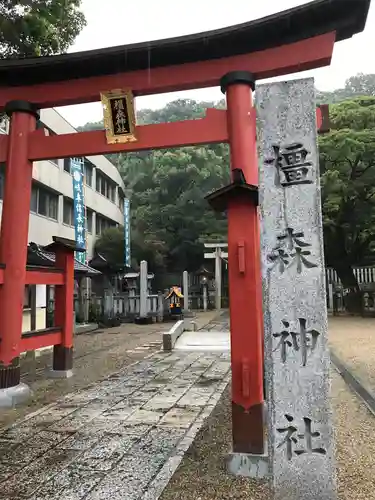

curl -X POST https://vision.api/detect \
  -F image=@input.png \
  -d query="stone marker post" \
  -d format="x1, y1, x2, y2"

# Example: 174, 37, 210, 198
139, 260, 148, 319
202, 284, 208, 312
215, 248, 222, 311
328, 283, 334, 315
257, 78, 336, 500
183, 270, 189, 314
157, 292, 164, 322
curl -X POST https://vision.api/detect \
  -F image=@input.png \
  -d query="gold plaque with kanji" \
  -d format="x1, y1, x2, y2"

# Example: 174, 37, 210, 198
100, 89, 137, 144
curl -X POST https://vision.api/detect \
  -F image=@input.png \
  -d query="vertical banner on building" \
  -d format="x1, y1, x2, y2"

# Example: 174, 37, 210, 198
71, 158, 86, 264
124, 198, 131, 267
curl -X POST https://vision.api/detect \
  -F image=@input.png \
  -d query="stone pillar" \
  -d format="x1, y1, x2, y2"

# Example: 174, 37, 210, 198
183, 271, 189, 313
202, 285, 208, 312
215, 248, 222, 311
83, 278, 90, 323
139, 260, 148, 319
104, 290, 112, 318
258, 78, 336, 499
157, 292, 164, 322
328, 283, 334, 315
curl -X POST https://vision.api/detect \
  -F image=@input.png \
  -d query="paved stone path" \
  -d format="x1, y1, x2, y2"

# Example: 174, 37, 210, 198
0, 312, 218, 429
200, 310, 229, 332
0, 348, 230, 500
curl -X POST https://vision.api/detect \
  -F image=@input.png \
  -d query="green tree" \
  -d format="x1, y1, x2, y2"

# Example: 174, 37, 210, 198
319, 97, 375, 293
93, 227, 125, 269
317, 73, 375, 104
120, 144, 229, 273
94, 226, 168, 274
87, 99, 229, 274
0, 0, 86, 57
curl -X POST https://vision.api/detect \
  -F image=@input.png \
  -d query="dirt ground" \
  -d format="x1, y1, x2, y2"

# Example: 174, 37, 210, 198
0, 311, 217, 429
328, 316, 375, 392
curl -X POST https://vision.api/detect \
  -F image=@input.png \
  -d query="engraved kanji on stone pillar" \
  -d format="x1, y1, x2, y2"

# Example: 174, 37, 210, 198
257, 78, 337, 500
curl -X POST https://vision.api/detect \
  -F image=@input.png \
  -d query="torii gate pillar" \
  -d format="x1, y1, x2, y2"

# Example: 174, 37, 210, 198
207, 71, 264, 457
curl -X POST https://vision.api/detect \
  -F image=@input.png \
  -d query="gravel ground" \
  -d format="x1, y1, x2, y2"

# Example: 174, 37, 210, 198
160, 370, 375, 500
328, 316, 375, 392
0, 311, 217, 429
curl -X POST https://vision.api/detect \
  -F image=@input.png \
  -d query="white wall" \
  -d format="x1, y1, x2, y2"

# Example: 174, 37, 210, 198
40, 108, 125, 191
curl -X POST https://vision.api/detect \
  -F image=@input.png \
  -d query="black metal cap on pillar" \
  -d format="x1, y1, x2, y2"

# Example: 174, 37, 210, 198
4, 100, 40, 120
205, 168, 259, 213
220, 71, 256, 94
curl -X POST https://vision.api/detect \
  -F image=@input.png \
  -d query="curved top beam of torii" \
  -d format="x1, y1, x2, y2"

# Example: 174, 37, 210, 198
0, 0, 370, 109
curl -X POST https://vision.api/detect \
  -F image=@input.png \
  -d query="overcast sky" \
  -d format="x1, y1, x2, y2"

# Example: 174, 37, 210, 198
57, 0, 375, 127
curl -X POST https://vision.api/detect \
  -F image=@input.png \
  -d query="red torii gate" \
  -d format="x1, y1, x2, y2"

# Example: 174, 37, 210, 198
0, 0, 369, 456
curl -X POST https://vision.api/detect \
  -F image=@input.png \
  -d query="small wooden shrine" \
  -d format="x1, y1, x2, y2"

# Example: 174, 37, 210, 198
165, 286, 184, 317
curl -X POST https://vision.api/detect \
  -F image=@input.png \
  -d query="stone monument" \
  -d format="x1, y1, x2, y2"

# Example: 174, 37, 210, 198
257, 78, 336, 499
182, 270, 189, 314
139, 260, 148, 319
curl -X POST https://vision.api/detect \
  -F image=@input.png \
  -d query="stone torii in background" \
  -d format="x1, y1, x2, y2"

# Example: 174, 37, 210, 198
204, 242, 228, 311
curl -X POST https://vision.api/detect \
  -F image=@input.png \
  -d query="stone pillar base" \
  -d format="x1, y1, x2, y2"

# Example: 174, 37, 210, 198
0, 383, 32, 408
134, 316, 153, 325
53, 345, 73, 372
47, 369, 73, 379
227, 452, 269, 479
182, 311, 195, 318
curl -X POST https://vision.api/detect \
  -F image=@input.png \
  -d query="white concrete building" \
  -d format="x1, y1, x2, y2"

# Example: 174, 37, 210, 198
0, 108, 126, 259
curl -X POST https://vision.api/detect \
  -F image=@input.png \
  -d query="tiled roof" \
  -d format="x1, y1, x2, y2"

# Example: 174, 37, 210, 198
28, 244, 101, 276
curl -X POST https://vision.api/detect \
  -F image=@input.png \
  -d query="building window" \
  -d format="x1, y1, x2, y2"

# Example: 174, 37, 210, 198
119, 193, 125, 212
23, 286, 32, 309
96, 215, 102, 235
30, 184, 38, 212
0, 163, 5, 200
86, 209, 93, 233
65, 157, 91, 184
109, 184, 116, 203
84, 160, 93, 187
100, 177, 106, 196
96, 171, 117, 203
64, 158, 71, 173
96, 214, 117, 235
63, 198, 74, 226
36, 123, 59, 165
30, 184, 58, 220
96, 173, 101, 192
38, 188, 48, 216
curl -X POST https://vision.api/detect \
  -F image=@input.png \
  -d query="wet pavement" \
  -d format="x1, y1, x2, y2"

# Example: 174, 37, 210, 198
200, 310, 229, 332
0, 347, 230, 499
